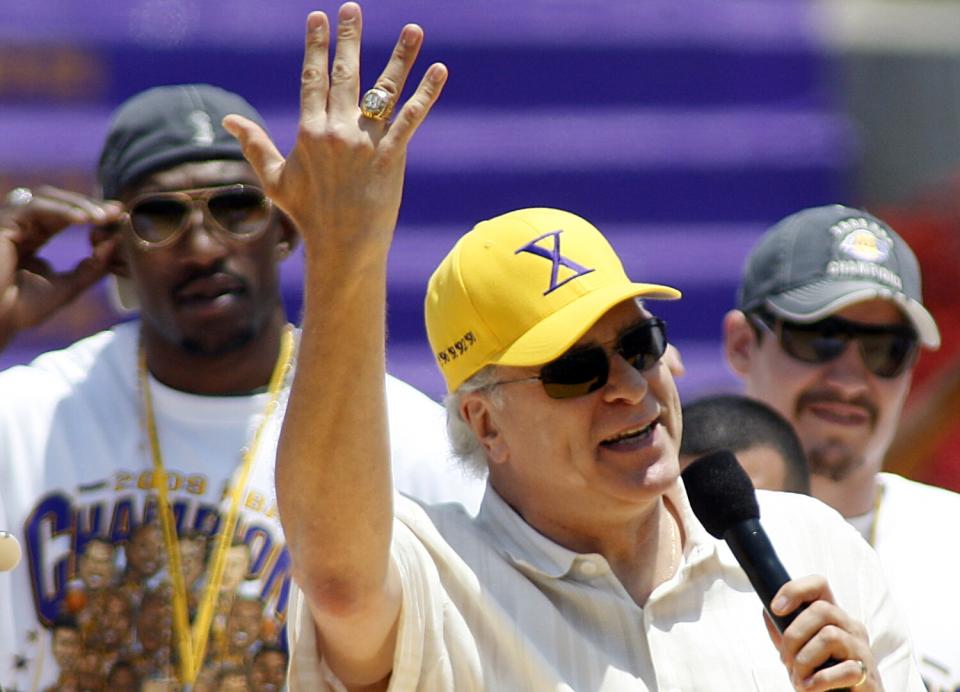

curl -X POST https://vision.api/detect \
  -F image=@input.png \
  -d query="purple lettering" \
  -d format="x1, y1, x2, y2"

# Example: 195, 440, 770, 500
515, 230, 594, 294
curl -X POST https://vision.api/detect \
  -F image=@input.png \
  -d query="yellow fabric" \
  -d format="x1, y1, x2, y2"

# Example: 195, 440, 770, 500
424, 208, 680, 392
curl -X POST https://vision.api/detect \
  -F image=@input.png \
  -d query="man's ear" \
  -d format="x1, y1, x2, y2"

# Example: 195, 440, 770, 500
460, 393, 509, 466
89, 225, 129, 277
723, 309, 757, 376
273, 211, 300, 261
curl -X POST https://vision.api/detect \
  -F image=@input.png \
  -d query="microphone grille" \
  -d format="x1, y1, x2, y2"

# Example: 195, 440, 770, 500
681, 449, 760, 538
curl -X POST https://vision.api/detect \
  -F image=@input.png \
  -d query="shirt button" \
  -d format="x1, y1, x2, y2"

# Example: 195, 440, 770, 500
579, 560, 599, 576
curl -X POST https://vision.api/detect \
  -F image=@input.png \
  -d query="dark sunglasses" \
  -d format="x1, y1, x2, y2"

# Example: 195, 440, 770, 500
121, 184, 272, 249
494, 317, 669, 399
749, 310, 918, 379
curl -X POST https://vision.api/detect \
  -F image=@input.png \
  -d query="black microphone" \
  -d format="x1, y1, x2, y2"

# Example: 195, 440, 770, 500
681, 450, 846, 686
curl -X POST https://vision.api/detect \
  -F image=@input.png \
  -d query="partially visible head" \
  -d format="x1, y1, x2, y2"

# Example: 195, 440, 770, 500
83, 590, 134, 652
76, 537, 116, 591
680, 394, 810, 494
51, 614, 82, 672
428, 208, 683, 521
226, 596, 264, 652
106, 659, 140, 692
137, 586, 173, 653
215, 664, 251, 692
724, 205, 939, 484
124, 522, 164, 580
179, 530, 210, 589
250, 645, 287, 692
73, 650, 106, 691
221, 539, 252, 593
95, 84, 296, 356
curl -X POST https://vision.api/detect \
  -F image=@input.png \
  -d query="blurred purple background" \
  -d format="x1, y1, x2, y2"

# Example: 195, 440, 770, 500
0, 0, 854, 402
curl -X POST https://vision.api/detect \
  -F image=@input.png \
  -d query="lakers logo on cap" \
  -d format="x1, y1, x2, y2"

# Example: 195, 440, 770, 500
826, 217, 902, 290
840, 228, 891, 263
830, 218, 892, 263
515, 230, 594, 295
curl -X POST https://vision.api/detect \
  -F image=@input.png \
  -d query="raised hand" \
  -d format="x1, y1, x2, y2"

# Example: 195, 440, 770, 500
765, 575, 880, 691
0, 186, 123, 350
223, 3, 447, 256
248, 8, 448, 682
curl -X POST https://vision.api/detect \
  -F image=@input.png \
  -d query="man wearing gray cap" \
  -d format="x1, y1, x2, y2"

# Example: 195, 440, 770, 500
723, 204, 960, 690
0, 80, 481, 689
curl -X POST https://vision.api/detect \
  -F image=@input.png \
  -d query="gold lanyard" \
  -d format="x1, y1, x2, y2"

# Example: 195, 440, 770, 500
868, 482, 885, 547
137, 325, 294, 684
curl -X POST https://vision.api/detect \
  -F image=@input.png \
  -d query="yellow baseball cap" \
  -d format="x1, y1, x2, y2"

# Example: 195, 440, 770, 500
425, 208, 681, 393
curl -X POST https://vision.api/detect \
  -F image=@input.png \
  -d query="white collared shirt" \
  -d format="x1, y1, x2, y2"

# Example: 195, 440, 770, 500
288, 482, 923, 691
870, 472, 960, 690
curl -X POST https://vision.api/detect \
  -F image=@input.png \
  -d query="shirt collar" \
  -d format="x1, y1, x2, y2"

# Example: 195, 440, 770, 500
672, 480, 740, 577
676, 486, 790, 578
475, 484, 577, 578
474, 479, 728, 580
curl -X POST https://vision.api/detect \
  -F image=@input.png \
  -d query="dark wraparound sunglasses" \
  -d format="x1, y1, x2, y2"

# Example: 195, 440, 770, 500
749, 310, 918, 379
121, 184, 272, 249
493, 317, 668, 399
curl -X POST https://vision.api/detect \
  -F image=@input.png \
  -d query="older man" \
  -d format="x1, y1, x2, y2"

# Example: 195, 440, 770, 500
231, 4, 923, 690
723, 204, 960, 689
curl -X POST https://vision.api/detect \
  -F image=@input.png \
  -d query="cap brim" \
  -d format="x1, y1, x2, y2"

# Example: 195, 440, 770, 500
109, 275, 140, 313
495, 281, 681, 367
766, 279, 940, 349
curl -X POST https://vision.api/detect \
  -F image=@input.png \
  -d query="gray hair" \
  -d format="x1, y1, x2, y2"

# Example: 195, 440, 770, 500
443, 365, 504, 478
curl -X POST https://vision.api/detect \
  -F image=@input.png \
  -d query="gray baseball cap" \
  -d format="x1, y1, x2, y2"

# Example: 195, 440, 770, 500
737, 204, 940, 349
97, 83, 265, 200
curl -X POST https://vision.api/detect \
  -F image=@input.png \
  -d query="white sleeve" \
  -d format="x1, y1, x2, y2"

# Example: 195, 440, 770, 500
853, 530, 926, 691
285, 513, 471, 692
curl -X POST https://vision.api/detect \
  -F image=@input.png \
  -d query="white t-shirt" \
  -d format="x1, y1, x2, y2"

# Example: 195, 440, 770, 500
0, 321, 484, 690
288, 483, 923, 691
869, 472, 960, 691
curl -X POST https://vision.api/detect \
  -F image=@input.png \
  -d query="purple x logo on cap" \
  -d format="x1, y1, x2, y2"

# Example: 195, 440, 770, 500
515, 230, 595, 295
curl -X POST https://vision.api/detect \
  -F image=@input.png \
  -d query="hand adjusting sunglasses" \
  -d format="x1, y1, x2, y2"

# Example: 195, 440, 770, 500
494, 317, 669, 399
120, 184, 272, 249
749, 310, 918, 378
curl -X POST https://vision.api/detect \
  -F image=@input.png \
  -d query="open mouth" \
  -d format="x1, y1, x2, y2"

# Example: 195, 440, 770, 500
232, 631, 251, 646
600, 420, 658, 449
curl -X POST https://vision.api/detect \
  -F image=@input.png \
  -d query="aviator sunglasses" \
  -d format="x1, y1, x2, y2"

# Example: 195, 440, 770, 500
494, 317, 669, 399
119, 184, 272, 249
749, 310, 918, 379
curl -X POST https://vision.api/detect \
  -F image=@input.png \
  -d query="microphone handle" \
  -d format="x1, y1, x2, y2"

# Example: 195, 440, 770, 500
725, 520, 847, 689
725, 519, 794, 631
